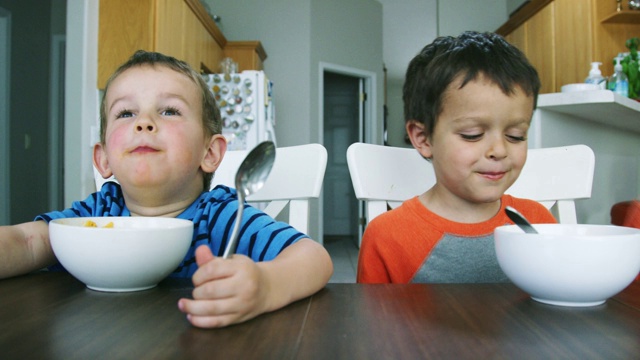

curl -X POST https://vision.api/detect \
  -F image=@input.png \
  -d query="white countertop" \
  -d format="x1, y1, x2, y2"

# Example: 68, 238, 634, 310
537, 90, 640, 133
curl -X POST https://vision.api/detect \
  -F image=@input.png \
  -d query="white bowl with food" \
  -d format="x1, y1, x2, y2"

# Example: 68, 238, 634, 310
49, 217, 193, 292
494, 224, 640, 307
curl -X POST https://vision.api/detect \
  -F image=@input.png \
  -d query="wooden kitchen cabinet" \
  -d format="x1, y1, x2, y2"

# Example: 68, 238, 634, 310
224, 41, 267, 72
98, 0, 266, 89
526, 3, 555, 94
498, 0, 640, 94
593, 1, 640, 77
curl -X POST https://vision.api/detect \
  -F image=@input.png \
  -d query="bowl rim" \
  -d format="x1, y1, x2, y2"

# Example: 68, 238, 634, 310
49, 216, 194, 231
495, 223, 640, 236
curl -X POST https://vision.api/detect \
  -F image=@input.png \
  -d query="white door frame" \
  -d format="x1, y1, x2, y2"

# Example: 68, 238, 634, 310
318, 62, 377, 244
65, 0, 99, 205
0, 8, 11, 225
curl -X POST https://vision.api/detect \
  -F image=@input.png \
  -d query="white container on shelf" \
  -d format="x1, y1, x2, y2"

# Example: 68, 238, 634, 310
561, 83, 600, 93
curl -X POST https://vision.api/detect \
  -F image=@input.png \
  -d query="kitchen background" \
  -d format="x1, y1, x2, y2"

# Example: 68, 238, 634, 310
2, 0, 637, 248
0, 0, 507, 243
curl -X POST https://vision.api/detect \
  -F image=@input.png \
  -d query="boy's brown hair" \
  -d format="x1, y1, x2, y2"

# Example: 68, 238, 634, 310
403, 31, 540, 138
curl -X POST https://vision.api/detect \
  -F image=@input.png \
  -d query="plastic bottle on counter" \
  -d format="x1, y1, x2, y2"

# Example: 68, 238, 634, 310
585, 62, 605, 89
607, 56, 629, 97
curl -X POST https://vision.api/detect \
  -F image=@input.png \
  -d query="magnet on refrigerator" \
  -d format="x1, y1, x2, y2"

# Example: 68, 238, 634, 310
205, 71, 276, 151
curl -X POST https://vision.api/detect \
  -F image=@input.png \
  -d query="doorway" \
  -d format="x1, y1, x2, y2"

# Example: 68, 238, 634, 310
1, 0, 66, 223
323, 72, 361, 246
49, 34, 65, 212
0, 7, 10, 225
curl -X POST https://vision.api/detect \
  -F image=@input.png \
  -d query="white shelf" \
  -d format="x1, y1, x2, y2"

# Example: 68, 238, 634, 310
537, 90, 640, 134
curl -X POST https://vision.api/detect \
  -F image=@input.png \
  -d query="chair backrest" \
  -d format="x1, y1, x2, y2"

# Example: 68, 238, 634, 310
346, 143, 435, 227
346, 142, 595, 231
94, 143, 328, 234
210, 143, 328, 234
504, 144, 595, 224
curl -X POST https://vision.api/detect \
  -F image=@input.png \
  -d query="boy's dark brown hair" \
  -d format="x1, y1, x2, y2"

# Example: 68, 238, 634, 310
403, 31, 540, 138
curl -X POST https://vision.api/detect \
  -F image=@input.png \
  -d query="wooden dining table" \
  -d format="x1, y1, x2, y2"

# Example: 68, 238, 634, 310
1, 272, 639, 359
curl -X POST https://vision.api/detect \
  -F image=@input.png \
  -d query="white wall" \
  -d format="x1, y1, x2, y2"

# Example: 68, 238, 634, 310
438, 0, 508, 37
378, 0, 438, 147
64, 0, 98, 206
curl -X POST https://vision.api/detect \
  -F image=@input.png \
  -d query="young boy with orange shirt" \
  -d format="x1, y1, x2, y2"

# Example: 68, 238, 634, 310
357, 31, 556, 284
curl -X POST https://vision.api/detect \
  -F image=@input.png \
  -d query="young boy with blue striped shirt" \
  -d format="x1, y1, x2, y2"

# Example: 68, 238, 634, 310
0, 50, 333, 328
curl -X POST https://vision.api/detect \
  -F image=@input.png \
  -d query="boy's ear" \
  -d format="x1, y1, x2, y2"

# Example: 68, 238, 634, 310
201, 134, 227, 173
93, 142, 113, 179
406, 120, 433, 159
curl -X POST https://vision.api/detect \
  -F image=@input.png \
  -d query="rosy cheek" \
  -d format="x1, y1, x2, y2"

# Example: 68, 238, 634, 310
105, 125, 127, 151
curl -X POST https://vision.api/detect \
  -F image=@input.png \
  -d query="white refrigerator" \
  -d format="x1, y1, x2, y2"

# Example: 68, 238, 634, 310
204, 71, 276, 150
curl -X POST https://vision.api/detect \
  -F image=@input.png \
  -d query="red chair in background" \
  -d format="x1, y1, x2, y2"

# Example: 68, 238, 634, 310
611, 200, 640, 228
611, 199, 640, 282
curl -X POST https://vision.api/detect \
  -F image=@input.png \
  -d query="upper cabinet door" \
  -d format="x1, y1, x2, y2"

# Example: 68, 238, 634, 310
497, 0, 640, 93
98, 0, 156, 88
98, 0, 266, 89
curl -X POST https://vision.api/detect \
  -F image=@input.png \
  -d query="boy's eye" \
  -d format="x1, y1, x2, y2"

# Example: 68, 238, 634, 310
460, 133, 483, 141
115, 110, 134, 119
161, 107, 181, 116
506, 135, 527, 142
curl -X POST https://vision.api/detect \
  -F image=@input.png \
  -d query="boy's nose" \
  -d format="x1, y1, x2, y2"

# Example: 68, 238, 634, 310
136, 124, 155, 132
487, 139, 508, 159
134, 116, 157, 132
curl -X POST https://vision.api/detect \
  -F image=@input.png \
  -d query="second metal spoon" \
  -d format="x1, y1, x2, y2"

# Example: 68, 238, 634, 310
505, 206, 538, 234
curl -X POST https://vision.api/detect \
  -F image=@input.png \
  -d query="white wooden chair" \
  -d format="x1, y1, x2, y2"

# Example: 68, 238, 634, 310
94, 143, 328, 234
503, 144, 595, 225
346, 143, 595, 244
210, 143, 327, 234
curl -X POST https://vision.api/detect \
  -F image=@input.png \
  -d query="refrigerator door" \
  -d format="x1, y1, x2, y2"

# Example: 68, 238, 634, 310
205, 71, 275, 150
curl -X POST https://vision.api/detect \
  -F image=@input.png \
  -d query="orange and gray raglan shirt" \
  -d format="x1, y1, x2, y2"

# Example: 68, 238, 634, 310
357, 195, 557, 284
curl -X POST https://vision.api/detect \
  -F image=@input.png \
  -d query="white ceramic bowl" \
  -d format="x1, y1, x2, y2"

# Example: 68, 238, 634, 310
495, 224, 640, 307
49, 217, 193, 292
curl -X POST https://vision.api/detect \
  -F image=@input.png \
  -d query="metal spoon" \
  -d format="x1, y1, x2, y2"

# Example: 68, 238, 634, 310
222, 141, 276, 259
505, 206, 538, 234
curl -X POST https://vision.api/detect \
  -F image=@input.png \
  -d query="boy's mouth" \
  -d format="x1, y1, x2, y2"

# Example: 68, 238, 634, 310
131, 146, 159, 154
479, 171, 506, 181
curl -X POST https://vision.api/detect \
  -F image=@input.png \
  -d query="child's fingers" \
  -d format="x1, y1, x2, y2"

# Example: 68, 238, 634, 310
191, 276, 238, 300
178, 297, 236, 316
191, 256, 237, 288
194, 245, 215, 266
187, 313, 237, 329
177, 298, 242, 328
191, 249, 234, 286
191, 253, 253, 287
